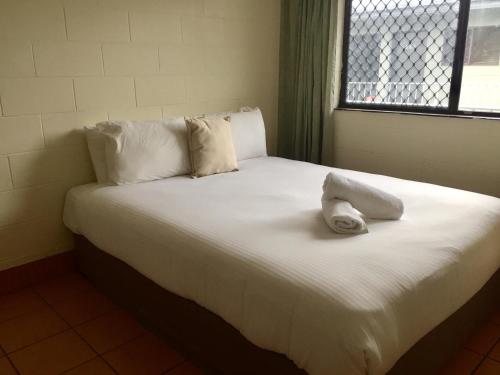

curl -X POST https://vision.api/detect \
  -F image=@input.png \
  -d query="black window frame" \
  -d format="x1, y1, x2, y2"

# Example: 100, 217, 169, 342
338, 0, 500, 118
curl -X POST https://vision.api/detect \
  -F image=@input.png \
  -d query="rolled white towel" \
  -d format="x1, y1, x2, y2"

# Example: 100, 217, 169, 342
321, 198, 368, 235
323, 172, 404, 220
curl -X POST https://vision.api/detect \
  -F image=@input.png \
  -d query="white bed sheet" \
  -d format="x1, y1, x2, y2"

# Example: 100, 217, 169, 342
64, 157, 500, 375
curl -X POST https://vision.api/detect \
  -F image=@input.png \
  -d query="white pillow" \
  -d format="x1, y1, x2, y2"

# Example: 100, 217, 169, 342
85, 127, 108, 184
230, 108, 267, 161
97, 119, 190, 185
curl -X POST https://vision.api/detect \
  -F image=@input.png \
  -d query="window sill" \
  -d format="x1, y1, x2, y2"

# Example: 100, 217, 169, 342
335, 106, 500, 121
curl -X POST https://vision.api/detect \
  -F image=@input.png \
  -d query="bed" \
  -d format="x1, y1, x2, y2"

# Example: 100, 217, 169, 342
64, 156, 500, 375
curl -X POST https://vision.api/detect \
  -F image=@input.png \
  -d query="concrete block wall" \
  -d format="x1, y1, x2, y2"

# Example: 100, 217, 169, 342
0, 0, 280, 270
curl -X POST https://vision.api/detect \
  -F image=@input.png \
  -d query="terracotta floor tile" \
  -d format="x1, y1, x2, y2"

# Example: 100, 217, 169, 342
63, 357, 116, 375
439, 348, 483, 375
75, 309, 145, 353
34, 273, 93, 305
0, 289, 46, 323
475, 359, 500, 375
9, 330, 96, 375
0, 306, 69, 353
167, 361, 207, 375
465, 323, 500, 355
0, 357, 17, 375
103, 333, 184, 375
52, 289, 116, 326
488, 341, 500, 362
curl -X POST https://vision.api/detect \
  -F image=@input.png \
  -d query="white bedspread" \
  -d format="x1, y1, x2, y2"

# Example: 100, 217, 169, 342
64, 157, 500, 375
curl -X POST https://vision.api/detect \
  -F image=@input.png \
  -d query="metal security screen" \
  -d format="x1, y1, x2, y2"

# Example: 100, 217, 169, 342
341, 0, 500, 116
343, 0, 461, 109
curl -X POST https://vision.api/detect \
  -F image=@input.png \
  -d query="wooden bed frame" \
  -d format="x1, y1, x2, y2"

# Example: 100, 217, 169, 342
75, 235, 499, 374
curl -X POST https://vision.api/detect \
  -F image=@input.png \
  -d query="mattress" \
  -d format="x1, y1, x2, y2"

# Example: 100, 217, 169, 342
64, 157, 500, 375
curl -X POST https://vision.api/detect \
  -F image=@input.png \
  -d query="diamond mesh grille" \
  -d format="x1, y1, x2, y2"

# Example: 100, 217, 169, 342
345, 0, 460, 108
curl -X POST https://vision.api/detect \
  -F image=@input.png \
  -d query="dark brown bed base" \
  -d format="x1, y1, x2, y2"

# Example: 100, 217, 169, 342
75, 235, 499, 374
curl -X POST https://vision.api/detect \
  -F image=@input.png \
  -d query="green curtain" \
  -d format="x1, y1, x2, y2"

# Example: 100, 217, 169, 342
278, 0, 333, 164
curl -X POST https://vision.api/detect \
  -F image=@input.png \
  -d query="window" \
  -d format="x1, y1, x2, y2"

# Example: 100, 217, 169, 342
463, 26, 500, 66
340, 0, 500, 116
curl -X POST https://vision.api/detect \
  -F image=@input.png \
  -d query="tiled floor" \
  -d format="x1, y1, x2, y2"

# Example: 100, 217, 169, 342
0, 273, 205, 375
0, 272, 498, 375
437, 310, 500, 375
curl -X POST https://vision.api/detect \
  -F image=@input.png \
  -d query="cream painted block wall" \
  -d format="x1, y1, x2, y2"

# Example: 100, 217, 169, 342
327, 110, 500, 197
0, 0, 281, 270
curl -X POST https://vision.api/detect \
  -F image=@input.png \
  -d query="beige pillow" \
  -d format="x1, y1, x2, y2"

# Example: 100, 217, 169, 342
185, 116, 238, 178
